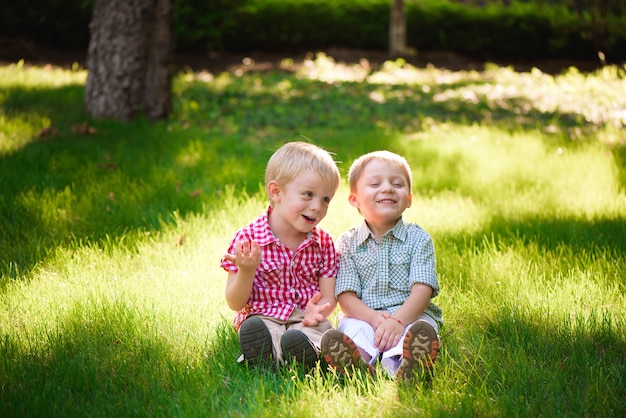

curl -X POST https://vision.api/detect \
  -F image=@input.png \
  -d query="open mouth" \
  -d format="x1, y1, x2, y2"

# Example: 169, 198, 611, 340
377, 199, 397, 204
302, 214, 316, 223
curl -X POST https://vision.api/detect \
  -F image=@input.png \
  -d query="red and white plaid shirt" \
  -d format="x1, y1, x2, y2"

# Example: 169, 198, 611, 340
220, 206, 339, 330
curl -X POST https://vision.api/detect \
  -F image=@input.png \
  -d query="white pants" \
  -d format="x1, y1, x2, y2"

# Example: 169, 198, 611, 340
338, 313, 438, 377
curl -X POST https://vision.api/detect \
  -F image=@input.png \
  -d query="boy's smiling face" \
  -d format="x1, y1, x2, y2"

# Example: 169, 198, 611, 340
267, 169, 336, 241
349, 159, 412, 227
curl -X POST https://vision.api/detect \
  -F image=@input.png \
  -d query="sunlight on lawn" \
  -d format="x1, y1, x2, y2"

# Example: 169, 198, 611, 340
1, 57, 625, 417
0, 61, 86, 88
0, 114, 47, 152
1, 212, 230, 356
297, 53, 626, 134
398, 125, 626, 230
0, 62, 87, 153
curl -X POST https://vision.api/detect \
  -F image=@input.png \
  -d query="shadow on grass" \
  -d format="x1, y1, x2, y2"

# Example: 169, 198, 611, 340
0, 300, 375, 417
0, 298, 256, 416
475, 304, 626, 415
206, 313, 624, 416
2, 299, 624, 417
0, 299, 184, 416
460, 214, 626, 255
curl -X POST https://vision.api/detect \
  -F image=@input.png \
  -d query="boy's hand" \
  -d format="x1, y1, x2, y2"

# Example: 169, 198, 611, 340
222, 239, 261, 273
371, 311, 390, 330
373, 318, 404, 352
302, 292, 331, 327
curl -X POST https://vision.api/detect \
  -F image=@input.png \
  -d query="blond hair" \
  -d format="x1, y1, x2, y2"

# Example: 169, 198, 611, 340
265, 141, 341, 203
348, 150, 412, 192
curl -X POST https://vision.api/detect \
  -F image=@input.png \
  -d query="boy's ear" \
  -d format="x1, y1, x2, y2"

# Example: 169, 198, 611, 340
267, 180, 281, 202
407, 193, 413, 208
348, 192, 360, 208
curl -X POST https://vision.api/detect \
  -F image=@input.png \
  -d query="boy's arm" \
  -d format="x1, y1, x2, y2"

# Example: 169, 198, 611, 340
225, 270, 255, 311
318, 276, 337, 315
390, 283, 433, 326
223, 240, 260, 311
373, 283, 433, 352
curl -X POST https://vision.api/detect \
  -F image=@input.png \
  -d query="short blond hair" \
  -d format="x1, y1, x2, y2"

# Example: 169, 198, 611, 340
265, 141, 341, 203
348, 150, 412, 192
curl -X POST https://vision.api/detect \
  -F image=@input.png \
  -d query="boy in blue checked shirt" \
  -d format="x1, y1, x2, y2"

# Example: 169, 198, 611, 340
321, 150, 442, 381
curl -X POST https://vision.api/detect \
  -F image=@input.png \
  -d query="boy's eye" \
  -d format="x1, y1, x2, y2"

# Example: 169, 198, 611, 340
323, 197, 331, 203
303, 192, 313, 198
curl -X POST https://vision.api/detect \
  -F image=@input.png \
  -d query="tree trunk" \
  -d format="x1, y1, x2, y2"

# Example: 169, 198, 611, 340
389, 0, 406, 57
85, 0, 172, 121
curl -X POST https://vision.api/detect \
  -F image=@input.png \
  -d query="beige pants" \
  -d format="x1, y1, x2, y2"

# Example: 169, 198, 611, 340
255, 309, 333, 362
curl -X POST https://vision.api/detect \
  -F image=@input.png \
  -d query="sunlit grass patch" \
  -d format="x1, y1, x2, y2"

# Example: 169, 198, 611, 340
0, 114, 52, 153
399, 124, 626, 218
0, 61, 86, 88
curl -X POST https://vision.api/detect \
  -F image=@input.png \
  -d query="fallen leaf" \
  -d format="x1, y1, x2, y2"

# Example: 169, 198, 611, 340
37, 126, 57, 140
72, 121, 97, 135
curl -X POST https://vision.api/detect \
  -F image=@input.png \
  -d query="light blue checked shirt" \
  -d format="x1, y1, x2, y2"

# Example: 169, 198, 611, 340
335, 218, 443, 325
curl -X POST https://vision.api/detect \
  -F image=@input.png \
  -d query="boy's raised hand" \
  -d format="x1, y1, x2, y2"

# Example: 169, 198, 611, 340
223, 239, 261, 273
302, 292, 331, 326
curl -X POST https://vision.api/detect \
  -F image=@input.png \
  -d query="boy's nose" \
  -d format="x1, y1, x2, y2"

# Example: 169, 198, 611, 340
310, 198, 324, 211
381, 181, 394, 192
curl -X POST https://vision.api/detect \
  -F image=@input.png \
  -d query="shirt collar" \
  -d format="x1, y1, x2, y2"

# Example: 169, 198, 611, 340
256, 206, 320, 247
356, 217, 407, 244
253, 206, 276, 246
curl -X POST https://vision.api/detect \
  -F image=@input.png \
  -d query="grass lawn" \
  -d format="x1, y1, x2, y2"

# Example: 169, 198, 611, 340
1, 54, 625, 417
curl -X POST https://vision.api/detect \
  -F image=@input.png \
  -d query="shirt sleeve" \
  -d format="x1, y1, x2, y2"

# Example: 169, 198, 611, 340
409, 230, 439, 297
317, 229, 339, 279
334, 230, 362, 298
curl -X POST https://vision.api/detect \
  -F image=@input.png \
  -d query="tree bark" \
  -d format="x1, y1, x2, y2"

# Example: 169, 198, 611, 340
85, 0, 172, 121
389, 0, 406, 57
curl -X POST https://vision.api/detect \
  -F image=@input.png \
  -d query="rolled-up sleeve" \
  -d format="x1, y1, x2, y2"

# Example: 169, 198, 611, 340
409, 233, 439, 297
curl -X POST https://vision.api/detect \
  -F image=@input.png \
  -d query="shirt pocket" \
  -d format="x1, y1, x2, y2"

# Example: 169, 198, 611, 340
352, 251, 377, 289
389, 251, 411, 291
259, 261, 282, 288
294, 255, 322, 285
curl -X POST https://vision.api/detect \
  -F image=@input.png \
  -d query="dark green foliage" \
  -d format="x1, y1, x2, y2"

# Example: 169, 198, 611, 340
406, 0, 610, 60
173, 0, 248, 52
0, 0, 93, 50
0, 0, 624, 60
220, 0, 389, 51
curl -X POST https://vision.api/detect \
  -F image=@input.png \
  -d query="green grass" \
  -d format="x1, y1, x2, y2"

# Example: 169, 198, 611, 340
1, 55, 625, 417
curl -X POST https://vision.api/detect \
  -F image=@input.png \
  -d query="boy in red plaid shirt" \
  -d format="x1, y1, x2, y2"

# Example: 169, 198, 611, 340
221, 141, 341, 369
